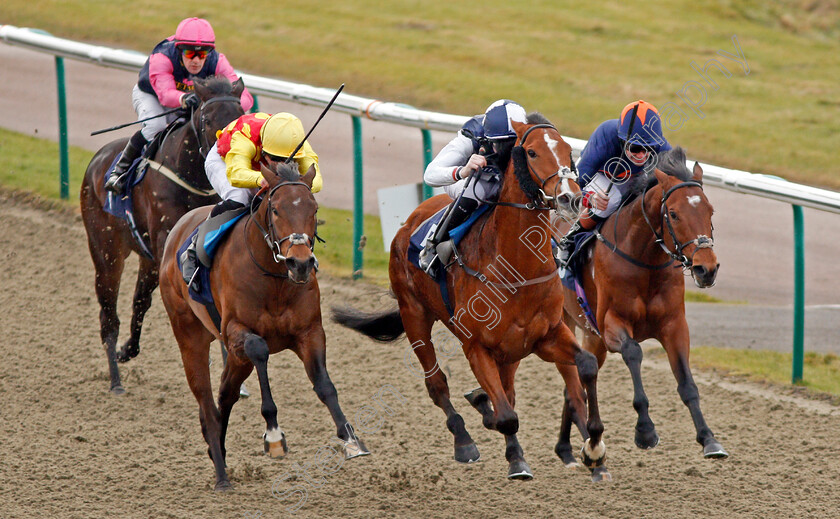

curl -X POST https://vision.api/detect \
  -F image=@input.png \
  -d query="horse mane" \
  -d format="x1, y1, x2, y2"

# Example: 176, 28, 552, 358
270, 162, 301, 183
510, 112, 558, 201
629, 146, 693, 195
196, 76, 233, 95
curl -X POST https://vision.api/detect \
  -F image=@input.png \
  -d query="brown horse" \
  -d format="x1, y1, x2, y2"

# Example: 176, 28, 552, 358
158, 161, 367, 491
333, 114, 610, 481
556, 147, 727, 459
80, 77, 245, 394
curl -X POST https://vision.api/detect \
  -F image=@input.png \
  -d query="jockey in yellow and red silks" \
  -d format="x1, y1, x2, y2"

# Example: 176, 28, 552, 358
105, 17, 253, 193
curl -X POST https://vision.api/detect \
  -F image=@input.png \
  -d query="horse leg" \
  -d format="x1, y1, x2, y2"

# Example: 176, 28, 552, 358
537, 325, 609, 481
660, 320, 728, 458
399, 304, 480, 463
497, 362, 533, 480
463, 345, 518, 436
613, 329, 660, 450
82, 214, 130, 394
228, 324, 286, 458
116, 255, 158, 363
554, 364, 587, 468
173, 315, 228, 489
216, 349, 254, 464
293, 327, 369, 459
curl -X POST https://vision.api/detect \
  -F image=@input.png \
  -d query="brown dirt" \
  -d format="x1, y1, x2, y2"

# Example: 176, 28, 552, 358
2, 193, 840, 519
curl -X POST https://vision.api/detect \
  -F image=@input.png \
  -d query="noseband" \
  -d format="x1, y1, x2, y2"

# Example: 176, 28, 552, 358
641, 180, 714, 269
189, 95, 242, 159
246, 181, 318, 279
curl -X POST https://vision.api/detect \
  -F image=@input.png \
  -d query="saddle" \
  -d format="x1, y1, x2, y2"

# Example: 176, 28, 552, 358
559, 229, 600, 335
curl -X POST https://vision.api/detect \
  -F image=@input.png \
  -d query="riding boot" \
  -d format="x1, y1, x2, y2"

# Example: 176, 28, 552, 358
419, 196, 479, 274
556, 220, 587, 269
104, 130, 148, 194
181, 199, 246, 289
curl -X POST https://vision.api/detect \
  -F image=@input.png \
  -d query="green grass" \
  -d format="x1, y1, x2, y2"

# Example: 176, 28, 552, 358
683, 346, 840, 399
4, 1, 840, 189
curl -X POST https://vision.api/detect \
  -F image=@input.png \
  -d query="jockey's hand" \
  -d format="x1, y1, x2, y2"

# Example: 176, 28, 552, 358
180, 92, 200, 110
583, 189, 609, 211
258, 176, 269, 189
459, 154, 487, 179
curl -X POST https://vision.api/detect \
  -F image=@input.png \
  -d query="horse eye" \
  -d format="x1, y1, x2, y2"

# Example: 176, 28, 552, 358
527, 149, 537, 158
669, 210, 678, 220
272, 208, 279, 216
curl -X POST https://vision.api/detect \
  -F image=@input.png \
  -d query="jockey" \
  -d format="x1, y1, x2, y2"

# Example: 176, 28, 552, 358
418, 99, 528, 275
105, 17, 254, 193
556, 99, 672, 267
180, 112, 321, 287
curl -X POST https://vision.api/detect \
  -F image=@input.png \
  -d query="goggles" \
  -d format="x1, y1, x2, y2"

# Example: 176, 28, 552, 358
626, 143, 654, 154
181, 48, 210, 60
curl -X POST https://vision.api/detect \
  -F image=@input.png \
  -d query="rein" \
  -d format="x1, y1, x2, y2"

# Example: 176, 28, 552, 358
244, 181, 318, 280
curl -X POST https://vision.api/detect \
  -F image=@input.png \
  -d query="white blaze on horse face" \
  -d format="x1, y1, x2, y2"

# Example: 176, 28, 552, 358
293, 197, 301, 207
543, 133, 562, 168
687, 195, 701, 207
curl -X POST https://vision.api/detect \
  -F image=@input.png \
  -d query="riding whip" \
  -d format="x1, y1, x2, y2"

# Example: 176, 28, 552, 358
284, 84, 345, 163
90, 107, 183, 136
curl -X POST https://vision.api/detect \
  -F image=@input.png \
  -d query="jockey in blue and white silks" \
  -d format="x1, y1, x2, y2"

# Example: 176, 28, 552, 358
418, 99, 528, 274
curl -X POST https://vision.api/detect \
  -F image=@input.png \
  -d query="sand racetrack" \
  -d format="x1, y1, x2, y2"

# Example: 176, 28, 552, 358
1, 191, 839, 519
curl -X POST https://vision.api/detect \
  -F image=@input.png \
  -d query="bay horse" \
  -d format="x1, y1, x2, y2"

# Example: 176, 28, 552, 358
333, 114, 610, 481
80, 77, 245, 394
556, 147, 727, 459
158, 161, 367, 491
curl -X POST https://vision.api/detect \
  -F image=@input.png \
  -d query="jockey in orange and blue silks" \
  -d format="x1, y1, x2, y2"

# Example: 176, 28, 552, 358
105, 17, 253, 194
556, 100, 671, 267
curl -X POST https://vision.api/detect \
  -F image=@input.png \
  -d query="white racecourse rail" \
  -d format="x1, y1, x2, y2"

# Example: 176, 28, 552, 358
3, 23, 839, 214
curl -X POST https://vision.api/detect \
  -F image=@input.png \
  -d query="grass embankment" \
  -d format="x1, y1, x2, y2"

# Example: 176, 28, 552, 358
4, 0, 840, 189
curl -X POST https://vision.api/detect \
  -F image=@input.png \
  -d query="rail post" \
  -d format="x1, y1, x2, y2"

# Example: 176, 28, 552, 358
421, 129, 434, 200
791, 205, 805, 383
352, 115, 364, 279
54, 56, 69, 199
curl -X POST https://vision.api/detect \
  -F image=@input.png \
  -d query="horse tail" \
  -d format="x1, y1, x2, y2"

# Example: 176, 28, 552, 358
331, 306, 405, 342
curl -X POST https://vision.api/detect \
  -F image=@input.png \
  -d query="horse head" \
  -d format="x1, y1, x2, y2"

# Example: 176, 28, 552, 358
192, 76, 247, 157
509, 114, 580, 220
258, 161, 319, 284
650, 148, 719, 288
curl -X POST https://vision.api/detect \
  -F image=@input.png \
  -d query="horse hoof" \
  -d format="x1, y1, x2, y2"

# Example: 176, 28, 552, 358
454, 442, 480, 463
581, 439, 607, 469
554, 442, 578, 468
507, 460, 534, 480
263, 429, 288, 459
635, 430, 660, 450
110, 384, 126, 396
342, 437, 371, 459
116, 344, 139, 363
239, 384, 250, 398
591, 466, 612, 482
214, 479, 233, 492
703, 441, 729, 459
463, 388, 489, 409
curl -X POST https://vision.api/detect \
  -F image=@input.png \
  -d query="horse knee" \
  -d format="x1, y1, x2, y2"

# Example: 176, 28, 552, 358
243, 334, 269, 364
574, 350, 598, 384
496, 412, 519, 436
620, 339, 643, 365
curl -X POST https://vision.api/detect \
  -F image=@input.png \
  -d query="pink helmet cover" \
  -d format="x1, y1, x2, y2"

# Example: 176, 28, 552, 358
174, 17, 215, 48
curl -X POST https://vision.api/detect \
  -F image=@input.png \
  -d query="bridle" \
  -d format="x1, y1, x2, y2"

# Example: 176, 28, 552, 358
245, 180, 319, 281
492, 123, 578, 211
189, 95, 241, 158
640, 179, 715, 270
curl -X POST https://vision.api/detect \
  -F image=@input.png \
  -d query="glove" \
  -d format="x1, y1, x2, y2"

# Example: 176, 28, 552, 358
180, 92, 200, 110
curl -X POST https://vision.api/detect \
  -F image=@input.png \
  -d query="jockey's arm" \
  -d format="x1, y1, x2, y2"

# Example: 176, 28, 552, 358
224, 133, 262, 188
423, 133, 476, 187
297, 141, 322, 193
214, 53, 254, 112
147, 53, 184, 108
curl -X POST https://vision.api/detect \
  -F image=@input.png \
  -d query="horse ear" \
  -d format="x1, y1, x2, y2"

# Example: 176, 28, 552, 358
193, 77, 211, 100
231, 77, 245, 98
301, 164, 317, 190
692, 161, 704, 184
259, 163, 278, 186
653, 167, 670, 186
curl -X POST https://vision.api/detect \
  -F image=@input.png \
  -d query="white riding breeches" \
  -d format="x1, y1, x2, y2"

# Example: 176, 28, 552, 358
205, 143, 258, 205
132, 85, 180, 142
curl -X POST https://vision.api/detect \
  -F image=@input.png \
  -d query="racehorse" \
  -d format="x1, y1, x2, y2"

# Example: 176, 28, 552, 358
80, 77, 245, 394
158, 161, 367, 491
333, 114, 611, 481
556, 147, 727, 459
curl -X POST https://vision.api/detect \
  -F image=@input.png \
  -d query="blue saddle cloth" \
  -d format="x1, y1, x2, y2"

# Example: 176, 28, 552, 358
406, 203, 491, 316
176, 211, 248, 306
559, 230, 600, 335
